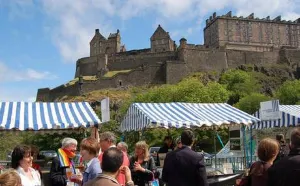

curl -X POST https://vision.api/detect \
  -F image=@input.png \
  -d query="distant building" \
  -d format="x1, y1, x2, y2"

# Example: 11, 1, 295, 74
37, 11, 300, 102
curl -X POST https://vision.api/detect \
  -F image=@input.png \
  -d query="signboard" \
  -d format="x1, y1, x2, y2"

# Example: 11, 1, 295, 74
230, 138, 241, 150
101, 97, 110, 122
260, 100, 280, 120
229, 126, 241, 151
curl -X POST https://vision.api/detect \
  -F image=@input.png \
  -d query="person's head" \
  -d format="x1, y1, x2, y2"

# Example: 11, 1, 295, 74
181, 130, 194, 146
276, 134, 285, 144
175, 137, 182, 149
257, 138, 279, 163
62, 138, 78, 154
290, 127, 300, 149
134, 141, 150, 161
164, 136, 173, 147
11, 145, 32, 170
80, 137, 100, 161
101, 147, 124, 175
117, 142, 128, 153
0, 169, 22, 186
100, 132, 116, 152
30, 145, 39, 161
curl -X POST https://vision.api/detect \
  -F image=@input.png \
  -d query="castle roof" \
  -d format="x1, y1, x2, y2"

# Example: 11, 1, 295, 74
151, 24, 171, 40
108, 29, 120, 39
90, 29, 106, 44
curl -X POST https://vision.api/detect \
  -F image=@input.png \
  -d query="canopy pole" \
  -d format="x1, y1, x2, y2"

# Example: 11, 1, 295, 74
250, 125, 253, 165
214, 128, 217, 170
242, 125, 248, 169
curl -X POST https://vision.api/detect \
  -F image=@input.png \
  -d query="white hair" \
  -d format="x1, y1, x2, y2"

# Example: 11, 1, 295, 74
62, 138, 78, 148
117, 142, 128, 151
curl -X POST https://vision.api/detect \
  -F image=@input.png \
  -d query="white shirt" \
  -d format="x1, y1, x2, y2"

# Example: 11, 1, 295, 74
16, 167, 41, 186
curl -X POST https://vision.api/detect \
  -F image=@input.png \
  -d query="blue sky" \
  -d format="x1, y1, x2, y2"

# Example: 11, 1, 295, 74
1, 0, 300, 101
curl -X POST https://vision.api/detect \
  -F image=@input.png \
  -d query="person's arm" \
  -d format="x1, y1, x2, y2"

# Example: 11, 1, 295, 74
50, 158, 67, 186
162, 153, 170, 183
123, 166, 135, 186
196, 156, 208, 186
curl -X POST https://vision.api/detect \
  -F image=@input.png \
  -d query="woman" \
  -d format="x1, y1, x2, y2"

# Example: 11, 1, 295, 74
249, 138, 279, 186
74, 137, 101, 185
129, 141, 157, 186
0, 169, 22, 186
11, 145, 41, 186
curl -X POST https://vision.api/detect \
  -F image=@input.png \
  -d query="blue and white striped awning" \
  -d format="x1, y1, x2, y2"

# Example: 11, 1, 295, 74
252, 105, 300, 129
120, 103, 260, 132
0, 102, 101, 131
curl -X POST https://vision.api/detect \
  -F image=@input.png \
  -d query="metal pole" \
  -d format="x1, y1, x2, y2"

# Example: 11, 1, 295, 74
214, 129, 217, 170
250, 125, 253, 164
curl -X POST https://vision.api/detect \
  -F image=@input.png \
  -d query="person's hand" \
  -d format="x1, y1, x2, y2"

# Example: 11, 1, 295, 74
121, 166, 132, 183
134, 162, 145, 172
70, 174, 82, 184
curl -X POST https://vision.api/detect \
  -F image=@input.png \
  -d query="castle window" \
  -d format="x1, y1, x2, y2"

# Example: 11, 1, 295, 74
119, 80, 122, 86
163, 48, 165, 51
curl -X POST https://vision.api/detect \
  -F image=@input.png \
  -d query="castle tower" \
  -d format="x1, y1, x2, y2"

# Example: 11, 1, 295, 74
106, 29, 121, 54
90, 29, 106, 56
150, 25, 175, 52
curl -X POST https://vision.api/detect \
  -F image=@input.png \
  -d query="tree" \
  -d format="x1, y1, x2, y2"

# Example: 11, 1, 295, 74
235, 93, 270, 114
220, 70, 260, 104
276, 80, 300, 104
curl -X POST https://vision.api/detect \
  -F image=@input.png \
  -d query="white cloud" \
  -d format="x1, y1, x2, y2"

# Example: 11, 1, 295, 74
36, 0, 300, 63
0, 62, 57, 82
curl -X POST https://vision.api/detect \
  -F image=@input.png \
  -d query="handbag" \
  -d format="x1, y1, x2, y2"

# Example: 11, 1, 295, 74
149, 179, 159, 186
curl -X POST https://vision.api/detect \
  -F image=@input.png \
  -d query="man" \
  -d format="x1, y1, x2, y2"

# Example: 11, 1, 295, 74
162, 130, 208, 186
50, 137, 78, 186
98, 132, 129, 186
268, 128, 300, 186
84, 147, 134, 186
158, 136, 174, 153
274, 133, 289, 163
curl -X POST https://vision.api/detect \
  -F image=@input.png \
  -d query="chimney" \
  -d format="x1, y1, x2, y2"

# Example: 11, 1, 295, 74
180, 38, 187, 49
95, 29, 99, 34
213, 12, 216, 19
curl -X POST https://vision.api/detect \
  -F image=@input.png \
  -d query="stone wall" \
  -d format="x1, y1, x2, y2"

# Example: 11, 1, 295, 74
165, 61, 188, 84
80, 64, 165, 92
180, 47, 280, 73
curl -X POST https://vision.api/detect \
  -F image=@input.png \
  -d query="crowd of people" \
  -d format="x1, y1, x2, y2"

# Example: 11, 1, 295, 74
237, 127, 300, 186
0, 127, 300, 186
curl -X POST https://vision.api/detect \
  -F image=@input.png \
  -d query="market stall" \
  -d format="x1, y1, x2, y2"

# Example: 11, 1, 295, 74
0, 102, 101, 132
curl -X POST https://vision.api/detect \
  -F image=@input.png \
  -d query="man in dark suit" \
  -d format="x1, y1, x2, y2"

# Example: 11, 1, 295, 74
162, 130, 208, 186
268, 127, 300, 186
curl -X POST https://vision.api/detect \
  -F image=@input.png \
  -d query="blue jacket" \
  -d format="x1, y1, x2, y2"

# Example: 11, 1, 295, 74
82, 157, 102, 185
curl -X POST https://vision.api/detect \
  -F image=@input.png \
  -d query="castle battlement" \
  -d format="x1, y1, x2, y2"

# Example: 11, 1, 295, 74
205, 11, 300, 28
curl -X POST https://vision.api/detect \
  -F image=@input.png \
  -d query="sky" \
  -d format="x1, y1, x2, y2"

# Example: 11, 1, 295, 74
1, 0, 300, 102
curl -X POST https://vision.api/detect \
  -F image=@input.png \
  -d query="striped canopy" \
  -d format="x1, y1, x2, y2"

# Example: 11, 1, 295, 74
0, 102, 101, 131
252, 105, 300, 129
120, 103, 260, 132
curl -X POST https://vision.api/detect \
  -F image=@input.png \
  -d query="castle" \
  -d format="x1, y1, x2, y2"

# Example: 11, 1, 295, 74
37, 11, 300, 101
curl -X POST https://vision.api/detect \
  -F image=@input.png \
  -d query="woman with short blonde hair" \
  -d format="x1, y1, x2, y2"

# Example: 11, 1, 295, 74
0, 169, 22, 186
130, 141, 157, 186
